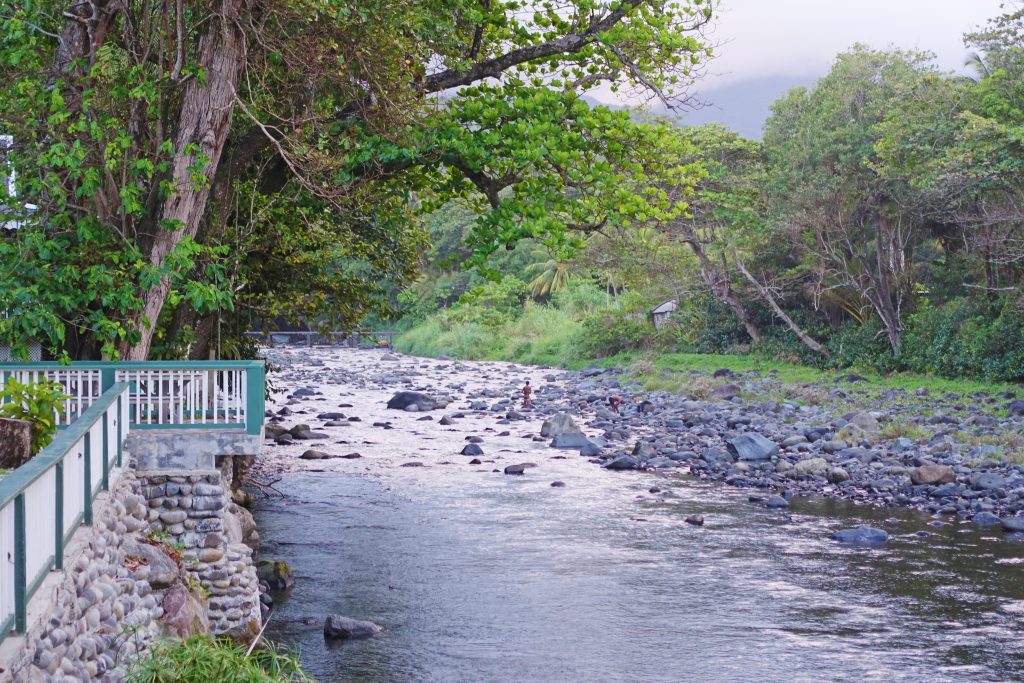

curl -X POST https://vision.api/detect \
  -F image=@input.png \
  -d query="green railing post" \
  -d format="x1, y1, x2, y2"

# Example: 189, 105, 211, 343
116, 395, 123, 467
246, 362, 265, 436
83, 432, 92, 526
13, 494, 26, 633
101, 413, 109, 491
54, 461, 64, 571
100, 367, 115, 393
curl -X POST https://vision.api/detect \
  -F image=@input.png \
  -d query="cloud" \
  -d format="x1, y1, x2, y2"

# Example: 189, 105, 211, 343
702, 0, 1003, 88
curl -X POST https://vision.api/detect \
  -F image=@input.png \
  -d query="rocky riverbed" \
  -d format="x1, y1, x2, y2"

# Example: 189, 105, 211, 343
250, 344, 1024, 682
254, 346, 1024, 533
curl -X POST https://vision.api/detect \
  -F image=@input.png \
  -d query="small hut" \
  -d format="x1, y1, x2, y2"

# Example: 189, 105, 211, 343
651, 299, 678, 329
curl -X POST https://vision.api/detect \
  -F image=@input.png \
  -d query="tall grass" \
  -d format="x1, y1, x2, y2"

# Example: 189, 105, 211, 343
395, 301, 582, 365
126, 635, 311, 683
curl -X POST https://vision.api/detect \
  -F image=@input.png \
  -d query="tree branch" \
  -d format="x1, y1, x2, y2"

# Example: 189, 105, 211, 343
422, 0, 642, 93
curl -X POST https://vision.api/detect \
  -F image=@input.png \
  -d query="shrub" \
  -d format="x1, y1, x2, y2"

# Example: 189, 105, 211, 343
577, 312, 653, 357
899, 297, 1024, 381
827, 318, 896, 372
0, 378, 68, 454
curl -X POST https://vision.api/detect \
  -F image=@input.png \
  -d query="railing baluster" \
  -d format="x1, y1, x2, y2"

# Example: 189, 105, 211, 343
13, 494, 24, 633
54, 461, 63, 570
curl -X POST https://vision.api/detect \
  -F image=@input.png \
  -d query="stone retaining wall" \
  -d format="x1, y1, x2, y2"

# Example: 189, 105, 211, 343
137, 471, 261, 639
0, 459, 261, 682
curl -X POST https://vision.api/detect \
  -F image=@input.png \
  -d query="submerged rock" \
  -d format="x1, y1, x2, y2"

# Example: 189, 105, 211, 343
832, 526, 889, 546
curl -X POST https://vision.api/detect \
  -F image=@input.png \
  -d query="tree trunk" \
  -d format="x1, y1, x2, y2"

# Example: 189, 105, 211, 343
685, 240, 762, 343
732, 253, 830, 358
121, 0, 251, 360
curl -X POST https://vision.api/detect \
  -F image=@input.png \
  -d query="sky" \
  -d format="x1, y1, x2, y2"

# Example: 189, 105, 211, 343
701, 0, 1007, 89
594, 0, 1010, 136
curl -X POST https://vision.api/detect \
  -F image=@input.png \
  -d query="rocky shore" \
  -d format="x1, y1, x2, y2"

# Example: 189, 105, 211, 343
255, 346, 1024, 541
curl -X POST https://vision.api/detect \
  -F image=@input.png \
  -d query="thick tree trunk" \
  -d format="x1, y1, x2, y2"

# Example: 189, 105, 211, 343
121, 0, 251, 360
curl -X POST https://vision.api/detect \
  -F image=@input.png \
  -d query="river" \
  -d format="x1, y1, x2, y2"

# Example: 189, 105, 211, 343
253, 347, 1024, 683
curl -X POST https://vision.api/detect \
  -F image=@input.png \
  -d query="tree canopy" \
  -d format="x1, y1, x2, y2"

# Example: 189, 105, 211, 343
0, 0, 714, 359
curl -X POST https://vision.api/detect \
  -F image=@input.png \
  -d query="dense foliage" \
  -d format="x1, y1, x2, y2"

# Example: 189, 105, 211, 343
0, 0, 714, 360
397, 7, 1024, 382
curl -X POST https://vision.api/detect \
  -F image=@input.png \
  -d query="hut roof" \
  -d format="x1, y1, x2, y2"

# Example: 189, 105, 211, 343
651, 299, 677, 315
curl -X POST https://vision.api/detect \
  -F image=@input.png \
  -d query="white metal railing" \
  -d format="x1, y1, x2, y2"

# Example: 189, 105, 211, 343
0, 383, 128, 638
0, 361, 264, 435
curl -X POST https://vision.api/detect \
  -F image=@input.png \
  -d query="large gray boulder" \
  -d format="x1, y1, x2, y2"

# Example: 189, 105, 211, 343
726, 433, 779, 461
324, 615, 384, 640
540, 413, 580, 438
387, 391, 437, 411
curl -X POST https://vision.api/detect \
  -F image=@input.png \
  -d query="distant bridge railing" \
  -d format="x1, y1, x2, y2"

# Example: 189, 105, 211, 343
245, 330, 394, 349
0, 361, 265, 436
0, 382, 129, 638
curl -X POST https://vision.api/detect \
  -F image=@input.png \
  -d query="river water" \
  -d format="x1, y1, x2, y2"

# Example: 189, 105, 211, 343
254, 347, 1024, 683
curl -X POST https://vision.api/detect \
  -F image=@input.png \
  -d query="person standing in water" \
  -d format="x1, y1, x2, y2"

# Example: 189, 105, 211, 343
522, 380, 533, 408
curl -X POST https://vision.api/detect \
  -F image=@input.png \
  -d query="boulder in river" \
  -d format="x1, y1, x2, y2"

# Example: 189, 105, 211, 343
541, 413, 580, 438
971, 511, 1001, 527
323, 615, 383, 640
387, 391, 437, 411
910, 464, 955, 486
550, 432, 596, 449
1001, 516, 1024, 533
971, 472, 1006, 491
726, 434, 779, 461
504, 463, 529, 475
461, 443, 484, 456
765, 495, 789, 509
605, 455, 640, 471
793, 457, 828, 477
257, 560, 295, 592
832, 526, 888, 545
300, 449, 331, 460
703, 449, 734, 467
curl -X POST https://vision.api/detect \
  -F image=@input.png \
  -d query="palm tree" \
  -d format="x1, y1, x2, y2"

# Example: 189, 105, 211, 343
964, 51, 992, 81
525, 258, 572, 298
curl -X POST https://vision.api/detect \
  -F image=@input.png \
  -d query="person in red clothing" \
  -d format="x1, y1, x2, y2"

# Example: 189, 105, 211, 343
522, 380, 533, 408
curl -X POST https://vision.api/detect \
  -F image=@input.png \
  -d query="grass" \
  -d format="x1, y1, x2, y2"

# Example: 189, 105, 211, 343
397, 309, 1020, 403
126, 635, 311, 683
580, 350, 1018, 398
